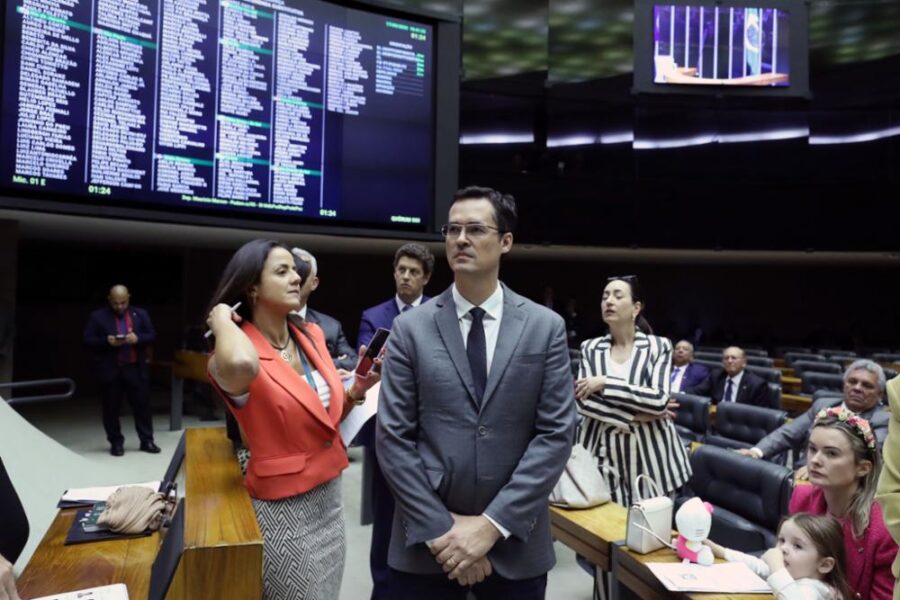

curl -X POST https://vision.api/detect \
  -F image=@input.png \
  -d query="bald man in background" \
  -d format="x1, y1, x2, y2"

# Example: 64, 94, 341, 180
83, 285, 159, 456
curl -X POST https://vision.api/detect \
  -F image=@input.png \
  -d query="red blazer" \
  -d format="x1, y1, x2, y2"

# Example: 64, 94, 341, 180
211, 321, 349, 500
790, 484, 898, 600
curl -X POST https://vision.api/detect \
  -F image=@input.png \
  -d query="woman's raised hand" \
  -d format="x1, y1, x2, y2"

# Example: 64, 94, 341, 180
575, 376, 606, 400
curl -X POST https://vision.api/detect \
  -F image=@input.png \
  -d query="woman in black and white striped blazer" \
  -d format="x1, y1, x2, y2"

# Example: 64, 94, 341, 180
575, 276, 691, 507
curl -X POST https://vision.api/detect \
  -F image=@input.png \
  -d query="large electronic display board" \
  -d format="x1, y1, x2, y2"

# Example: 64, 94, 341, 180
1, 0, 441, 231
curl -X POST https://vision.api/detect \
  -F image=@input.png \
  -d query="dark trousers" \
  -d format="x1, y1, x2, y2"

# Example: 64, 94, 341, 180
369, 443, 395, 600
388, 568, 547, 600
99, 364, 154, 445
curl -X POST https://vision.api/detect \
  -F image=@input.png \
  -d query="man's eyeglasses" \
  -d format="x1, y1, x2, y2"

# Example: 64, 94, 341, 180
440, 223, 502, 239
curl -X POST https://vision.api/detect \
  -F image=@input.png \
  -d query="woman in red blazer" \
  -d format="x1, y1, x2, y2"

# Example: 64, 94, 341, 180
207, 240, 378, 600
790, 407, 897, 600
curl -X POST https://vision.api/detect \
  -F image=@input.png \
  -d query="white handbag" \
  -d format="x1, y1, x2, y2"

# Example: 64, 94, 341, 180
549, 445, 612, 509
625, 474, 673, 554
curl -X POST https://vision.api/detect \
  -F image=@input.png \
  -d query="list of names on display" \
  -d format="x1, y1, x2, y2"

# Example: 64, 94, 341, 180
214, 0, 272, 203
87, 0, 156, 190
154, 0, 214, 196
326, 25, 372, 115
271, 11, 324, 209
14, 0, 89, 184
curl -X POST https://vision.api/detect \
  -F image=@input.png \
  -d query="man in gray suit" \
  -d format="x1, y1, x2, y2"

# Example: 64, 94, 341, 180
738, 359, 889, 477
376, 186, 576, 599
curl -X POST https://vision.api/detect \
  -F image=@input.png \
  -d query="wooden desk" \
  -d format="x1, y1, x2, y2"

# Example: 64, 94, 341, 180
19, 427, 262, 600
170, 350, 210, 430
781, 393, 812, 414
550, 502, 628, 571
613, 544, 775, 600
18, 512, 160, 599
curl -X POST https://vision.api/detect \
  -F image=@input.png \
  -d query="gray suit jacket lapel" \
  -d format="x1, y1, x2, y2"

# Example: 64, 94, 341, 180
434, 289, 479, 408
481, 286, 528, 410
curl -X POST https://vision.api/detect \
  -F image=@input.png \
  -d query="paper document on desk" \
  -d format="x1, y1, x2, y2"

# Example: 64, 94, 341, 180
648, 561, 770, 593
61, 481, 161, 503
340, 382, 380, 444
33, 583, 129, 600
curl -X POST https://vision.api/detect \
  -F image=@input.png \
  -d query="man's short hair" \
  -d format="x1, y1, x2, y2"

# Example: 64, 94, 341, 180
452, 186, 518, 235
844, 359, 886, 392
393, 243, 434, 276
291, 247, 318, 278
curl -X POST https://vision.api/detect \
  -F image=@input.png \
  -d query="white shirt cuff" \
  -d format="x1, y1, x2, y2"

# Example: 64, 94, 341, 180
750, 447, 764, 459
483, 513, 510, 539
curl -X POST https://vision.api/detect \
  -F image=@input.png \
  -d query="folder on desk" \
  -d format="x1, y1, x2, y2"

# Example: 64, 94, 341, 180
64, 506, 152, 545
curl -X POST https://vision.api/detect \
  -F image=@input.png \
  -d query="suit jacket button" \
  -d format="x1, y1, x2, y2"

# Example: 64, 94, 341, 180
478, 426, 487, 436
324, 440, 333, 448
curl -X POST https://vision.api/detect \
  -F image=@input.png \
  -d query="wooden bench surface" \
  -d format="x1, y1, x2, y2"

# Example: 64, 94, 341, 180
550, 502, 628, 571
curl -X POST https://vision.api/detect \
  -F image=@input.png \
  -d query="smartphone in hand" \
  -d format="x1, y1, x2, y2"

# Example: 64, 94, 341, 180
355, 328, 390, 376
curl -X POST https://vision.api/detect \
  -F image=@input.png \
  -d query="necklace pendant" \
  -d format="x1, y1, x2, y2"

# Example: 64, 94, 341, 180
280, 350, 292, 362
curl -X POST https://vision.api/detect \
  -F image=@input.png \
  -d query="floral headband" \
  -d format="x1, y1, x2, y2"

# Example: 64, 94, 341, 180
814, 407, 877, 451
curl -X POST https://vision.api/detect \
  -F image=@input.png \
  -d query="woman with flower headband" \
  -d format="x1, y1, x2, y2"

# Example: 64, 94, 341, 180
790, 406, 898, 599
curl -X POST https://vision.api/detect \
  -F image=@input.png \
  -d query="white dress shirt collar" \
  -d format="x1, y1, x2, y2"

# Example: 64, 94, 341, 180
395, 294, 423, 313
451, 283, 503, 323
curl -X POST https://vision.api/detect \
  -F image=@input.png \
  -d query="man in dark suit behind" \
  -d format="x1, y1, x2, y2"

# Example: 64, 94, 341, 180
357, 243, 434, 349
686, 345, 768, 406
83, 285, 159, 456
670, 340, 710, 393
357, 242, 434, 600
377, 187, 576, 598
290, 248, 357, 372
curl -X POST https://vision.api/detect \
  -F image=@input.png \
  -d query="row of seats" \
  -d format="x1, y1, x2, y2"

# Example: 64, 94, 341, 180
697, 345, 900, 363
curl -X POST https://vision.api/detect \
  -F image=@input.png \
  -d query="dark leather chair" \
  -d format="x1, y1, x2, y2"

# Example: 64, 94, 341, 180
792, 360, 842, 376
570, 357, 580, 378
694, 351, 722, 362
697, 346, 726, 354
873, 353, 900, 364
672, 392, 711, 443
766, 382, 782, 410
745, 365, 781, 384
745, 356, 774, 367
775, 346, 812, 357
784, 353, 827, 368
705, 403, 788, 455
801, 372, 844, 395
682, 445, 793, 553
742, 348, 769, 358
884, 367, 898, 381
695, 359, 721, 372
819, 349, 856, 359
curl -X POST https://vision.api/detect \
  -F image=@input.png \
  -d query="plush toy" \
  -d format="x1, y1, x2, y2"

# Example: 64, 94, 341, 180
674, 497, 715, 566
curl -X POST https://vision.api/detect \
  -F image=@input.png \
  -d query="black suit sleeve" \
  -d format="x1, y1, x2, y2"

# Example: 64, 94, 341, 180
83, 312, 109, 348
331, 324, 358, 371
745, 376, 769, 407
685, 373, 713, 396
134, 308, 156, 346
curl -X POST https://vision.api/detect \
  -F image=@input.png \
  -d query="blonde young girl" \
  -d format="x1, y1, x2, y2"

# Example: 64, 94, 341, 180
706, 513, 853, 600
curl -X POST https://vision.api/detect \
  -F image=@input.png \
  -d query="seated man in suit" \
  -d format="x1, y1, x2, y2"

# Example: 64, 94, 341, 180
358, 242, 434, 600
686, 346, 768, 406
670, 339, 710, 393
290, 248, 357, 372
738, 359, 889, 477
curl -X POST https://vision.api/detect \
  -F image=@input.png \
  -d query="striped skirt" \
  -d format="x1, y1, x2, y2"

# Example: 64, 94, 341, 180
238, 449, 345, 600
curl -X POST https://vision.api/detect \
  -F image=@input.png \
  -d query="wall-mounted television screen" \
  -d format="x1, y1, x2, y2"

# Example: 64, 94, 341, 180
633, 0, 808, 97
0, 0, 458, 233
653, 5, 790, 87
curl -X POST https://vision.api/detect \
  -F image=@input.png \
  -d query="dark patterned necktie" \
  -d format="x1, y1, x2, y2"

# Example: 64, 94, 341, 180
724, 378, 734, 402
467, 307, 487, 404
